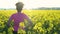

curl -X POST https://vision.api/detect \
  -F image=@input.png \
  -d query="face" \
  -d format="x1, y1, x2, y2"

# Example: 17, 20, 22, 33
15, 2, 24, 13
16, 3, 24, 12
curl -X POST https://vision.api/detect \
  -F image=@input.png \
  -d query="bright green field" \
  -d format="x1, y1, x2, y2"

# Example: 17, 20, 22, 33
0, 10, 60, 34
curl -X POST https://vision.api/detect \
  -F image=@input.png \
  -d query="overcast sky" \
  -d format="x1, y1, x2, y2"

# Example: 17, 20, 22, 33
0, 0, 60, 9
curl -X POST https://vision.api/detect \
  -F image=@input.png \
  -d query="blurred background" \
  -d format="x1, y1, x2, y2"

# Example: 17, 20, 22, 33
0, 0, 60, 9
0, 0, 60, 34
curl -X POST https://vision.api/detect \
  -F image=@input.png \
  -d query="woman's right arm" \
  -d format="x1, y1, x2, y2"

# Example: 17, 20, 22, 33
7, 15, 14, 27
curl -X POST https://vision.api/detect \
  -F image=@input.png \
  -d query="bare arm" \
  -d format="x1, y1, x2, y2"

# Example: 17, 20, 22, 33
7, 18, 12, 27
7, 15, 13, 27
27, 18, 32, 26
24, 15, 33, 27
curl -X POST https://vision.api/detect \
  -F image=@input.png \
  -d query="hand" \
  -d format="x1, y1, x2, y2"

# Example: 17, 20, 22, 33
19, 26, 25, 30
6, 24, 11, 28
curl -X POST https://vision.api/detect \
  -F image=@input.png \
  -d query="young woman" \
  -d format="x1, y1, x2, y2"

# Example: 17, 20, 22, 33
7, 2, 32, 34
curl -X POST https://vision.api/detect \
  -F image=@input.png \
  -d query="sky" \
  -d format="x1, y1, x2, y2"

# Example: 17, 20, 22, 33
0, 0, 60, 9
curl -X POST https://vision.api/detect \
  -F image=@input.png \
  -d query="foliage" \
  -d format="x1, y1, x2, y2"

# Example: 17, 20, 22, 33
0, 10, 60, 34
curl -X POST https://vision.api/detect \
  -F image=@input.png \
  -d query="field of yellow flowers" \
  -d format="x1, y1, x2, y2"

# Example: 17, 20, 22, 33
0, 10, 60, 34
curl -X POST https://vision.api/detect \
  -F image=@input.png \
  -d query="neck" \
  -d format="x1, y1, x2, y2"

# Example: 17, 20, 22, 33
17, 10, 22, 12
17, 12, 21, 13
